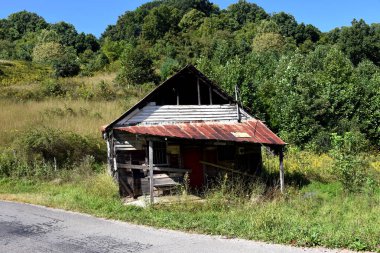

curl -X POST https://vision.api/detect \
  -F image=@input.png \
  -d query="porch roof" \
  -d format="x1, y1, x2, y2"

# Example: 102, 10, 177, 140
114, 119, 286, 146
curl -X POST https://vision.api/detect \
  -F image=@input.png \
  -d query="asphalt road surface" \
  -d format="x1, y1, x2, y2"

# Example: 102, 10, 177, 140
0, 200, 361, 253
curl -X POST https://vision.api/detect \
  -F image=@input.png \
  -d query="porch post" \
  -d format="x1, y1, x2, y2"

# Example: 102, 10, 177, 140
148, 140, 154, 204
197, 78, 201, 105
209, 86, 213, 105
279, 148, 284, 194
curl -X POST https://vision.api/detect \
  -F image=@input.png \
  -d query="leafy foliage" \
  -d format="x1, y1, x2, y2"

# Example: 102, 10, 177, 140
329, 132, 374, 193
117, 45, 156, 86
14, 127, 104, 167
0, 3, 379, 149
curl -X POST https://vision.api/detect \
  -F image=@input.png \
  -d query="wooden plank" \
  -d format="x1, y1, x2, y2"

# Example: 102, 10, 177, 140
118, 108, 140, 124
117, 164, 147, 170
176, 88, 179, 105
113, 157, 118, 171
129, 117, 237, 122
149, 140, 154, 204
199, 160, 254, 178
213, 89, 229, 100
152, 173, 182, 186
197, 78, 201, 105
235, 85, 241, 122
279, 149, 285, 194
135, 110, 237, 115
209, 86, 213, 105
133, 114, 237, 118
153, 167, 190, 173
143, 105, 235, 109
117, 164, 189, 174
136, 106, 237, 110
118, 175, 134, 196
131, 115, 237, 120
130, 115, 237, 120
131, 109, 237, 114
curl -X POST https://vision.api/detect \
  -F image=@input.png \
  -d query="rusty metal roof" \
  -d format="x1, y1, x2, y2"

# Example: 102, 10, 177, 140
115, 119, 285, 146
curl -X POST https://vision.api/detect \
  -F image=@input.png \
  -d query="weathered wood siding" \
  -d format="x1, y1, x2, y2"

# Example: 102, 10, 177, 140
116, 104, 251, 126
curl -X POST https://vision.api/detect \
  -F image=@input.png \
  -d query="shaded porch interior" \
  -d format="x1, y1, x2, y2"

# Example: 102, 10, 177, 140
112, 130, 282, 199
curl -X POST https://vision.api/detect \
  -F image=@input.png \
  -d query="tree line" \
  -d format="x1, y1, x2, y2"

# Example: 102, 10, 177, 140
0, 0, 379, 150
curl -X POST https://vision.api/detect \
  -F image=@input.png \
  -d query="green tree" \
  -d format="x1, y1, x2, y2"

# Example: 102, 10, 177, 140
252, 32, 284, 53
338, 19, 380, 65
32, 42, 64, 63
75, 33, 100, 54
353, 60, 380, 146
6, 11, 48, 40
330, 132, 370, 193
36, 29, 61, 44
271, 12, 298, 38
117, 45, 156, 86
179, 9, 206, 31
295, 23, 320, 44
14, 32, 39, 60
32, 42, 79, 77
142, 5, 181, 42
51, 46, 80, 77
101, 38, 126, 62
0, 40, 15, 59
227, 0, 268, 27
159, 57, 180, 80
51, 21, 78, 48
101, 11, 141, 42
163, 0, 217, 16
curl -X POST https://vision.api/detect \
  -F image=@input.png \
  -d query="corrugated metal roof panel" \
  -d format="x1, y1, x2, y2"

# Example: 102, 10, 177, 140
116, 104, 250, 126
115, 119, 285, 146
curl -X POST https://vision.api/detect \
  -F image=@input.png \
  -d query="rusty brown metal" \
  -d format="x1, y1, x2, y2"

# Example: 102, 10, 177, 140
115, 119, 285, 146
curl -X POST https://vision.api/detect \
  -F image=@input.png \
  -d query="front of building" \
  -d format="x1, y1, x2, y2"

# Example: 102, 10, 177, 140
101, 65, 285, 202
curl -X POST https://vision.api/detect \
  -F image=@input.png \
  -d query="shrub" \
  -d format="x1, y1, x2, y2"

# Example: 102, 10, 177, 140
98, 80, 116, 100
52, 54, 80, 77
0, 149, 14, 177
14, 127, 105, 167
41, 79, 65, 96
0, 148, 55, 178
330, 132, 372, 193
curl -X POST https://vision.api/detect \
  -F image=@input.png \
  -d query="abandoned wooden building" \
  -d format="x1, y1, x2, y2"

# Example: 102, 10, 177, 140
101, 65, 286, 202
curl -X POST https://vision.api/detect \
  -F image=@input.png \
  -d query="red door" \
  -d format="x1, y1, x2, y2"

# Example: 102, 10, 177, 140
182, 148, 204, 188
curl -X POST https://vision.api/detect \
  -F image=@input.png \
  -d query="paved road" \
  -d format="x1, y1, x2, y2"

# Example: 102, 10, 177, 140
0, 201, 360, 253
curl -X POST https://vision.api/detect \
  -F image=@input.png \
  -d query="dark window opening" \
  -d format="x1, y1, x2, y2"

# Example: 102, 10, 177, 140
217, 145, 235, 162
153, 141, 167, 165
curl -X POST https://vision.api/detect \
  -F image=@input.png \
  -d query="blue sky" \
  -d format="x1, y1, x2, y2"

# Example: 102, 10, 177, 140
0, 0, 379, 37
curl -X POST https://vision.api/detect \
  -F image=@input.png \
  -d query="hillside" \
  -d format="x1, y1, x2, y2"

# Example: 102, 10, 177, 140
0, 1, 379, 251
0, 1, 379, 149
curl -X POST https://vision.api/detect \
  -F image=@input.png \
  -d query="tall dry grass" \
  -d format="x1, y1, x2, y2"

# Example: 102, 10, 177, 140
0, 99, 125, 146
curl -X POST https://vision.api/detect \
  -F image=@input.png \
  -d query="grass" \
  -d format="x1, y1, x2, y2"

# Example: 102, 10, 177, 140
0, 170, 379, 252
0, 98, 125, 146
0, 59, 379, 252
0, 60, 51, 86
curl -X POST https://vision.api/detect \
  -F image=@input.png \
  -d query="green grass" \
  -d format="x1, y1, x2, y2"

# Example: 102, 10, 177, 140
0, 172, 379, 252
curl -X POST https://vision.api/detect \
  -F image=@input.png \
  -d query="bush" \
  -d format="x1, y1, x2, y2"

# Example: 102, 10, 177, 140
330, 132, 372, 193
14, 127, 105, 167
98, 80, 116, 100
0, 148, 55, 178
41, 79, 65, 96
0, 149, 14, 177
82, 52, 109, 75
52, 56, 80, 77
